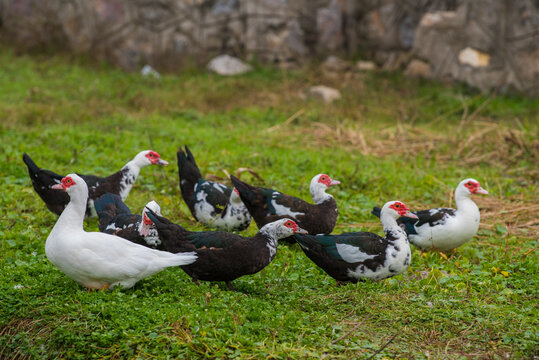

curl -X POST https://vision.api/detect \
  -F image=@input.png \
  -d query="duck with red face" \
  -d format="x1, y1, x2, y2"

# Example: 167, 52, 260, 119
144, 209, 308, 291
22, 150, 168, 217
93, 193, 164, 249
294, 201, 418, 283
45, 174, 197, 291
371, 178, 489, 251
230, 173, 341, 239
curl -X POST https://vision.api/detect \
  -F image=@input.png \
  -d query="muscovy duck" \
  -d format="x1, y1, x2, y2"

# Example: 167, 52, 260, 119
294, 201, 417, 283
94, 193, 164, 249
23, 150, 168, 216
145, 209, 307, 291
177, 146, 251, 231
45, 174, 197, 290
230, 174, 340, 236
371, 178, 488, 251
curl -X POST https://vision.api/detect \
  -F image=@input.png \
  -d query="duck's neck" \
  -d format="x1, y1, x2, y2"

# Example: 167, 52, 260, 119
119, 161, 142, 200
381, 213, 407, 243
222, 201, 243, 218
258, 225, 282, 259
311, 189, 332, 205
259, 228, 279, 246
53, 193, 86, 232
455, 192, 479, 216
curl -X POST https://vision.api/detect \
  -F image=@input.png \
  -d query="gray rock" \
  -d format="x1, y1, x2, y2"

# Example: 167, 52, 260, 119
322, 55, 350, 72
207, 55, 252, 76
404, 59, 431, 78
307, 85, 341, 103
356, 60, 377, 71
381, 51, 413, 71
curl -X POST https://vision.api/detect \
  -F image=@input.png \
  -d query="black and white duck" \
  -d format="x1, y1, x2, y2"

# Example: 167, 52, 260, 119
294, 201, 417, 283
177, 146, 251, 231
371, 178, 488, 251
94, 193, 164, 249
230, 174, 340, 237
23, 150, 168, 216
145, 209, 307, 291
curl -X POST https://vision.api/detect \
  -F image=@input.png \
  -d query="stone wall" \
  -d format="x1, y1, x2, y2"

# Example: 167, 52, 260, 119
0, 0, 349, 70
0, 0, 537, 95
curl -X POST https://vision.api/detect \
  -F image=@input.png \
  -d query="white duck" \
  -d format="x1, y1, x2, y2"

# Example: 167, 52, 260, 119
45, 174, 197, 290
371, 178, 489, 251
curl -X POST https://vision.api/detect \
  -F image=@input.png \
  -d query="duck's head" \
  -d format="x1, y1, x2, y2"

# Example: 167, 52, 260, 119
260, 218, 308, 239
139, 200, 161, 236
133, 150, 168, 168
51, 174, 88, 198
457, 178, 489, 197
382, 201, 418, 220
310, 174, 340, 204
230, 188, 244, 204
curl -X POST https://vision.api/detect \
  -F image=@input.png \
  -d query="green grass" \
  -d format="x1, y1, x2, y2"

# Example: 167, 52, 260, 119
0, 47, 537, 359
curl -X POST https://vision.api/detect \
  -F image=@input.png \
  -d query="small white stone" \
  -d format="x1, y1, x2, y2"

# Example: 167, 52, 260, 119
207, 55, 252, 76
458, 47, 490, 67
404, 59, 431, 78
141, 65, 161, 79
356, 60, 376, 71
307, 85, 341, 103
322, 55, 350, 72
419, 11, 457, 27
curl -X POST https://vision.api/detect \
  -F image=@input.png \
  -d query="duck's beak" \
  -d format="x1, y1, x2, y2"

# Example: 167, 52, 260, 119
329, 180, 341, 186
475, 186, 489, 195
157, 159, 168, 166
295, 226, 309, 234
51, 184, 64, 190
139, 223, 151, 236
402, 210, 418, 219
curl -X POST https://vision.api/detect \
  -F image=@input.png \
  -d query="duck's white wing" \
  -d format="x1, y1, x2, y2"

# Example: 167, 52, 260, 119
71, 232, 196, 283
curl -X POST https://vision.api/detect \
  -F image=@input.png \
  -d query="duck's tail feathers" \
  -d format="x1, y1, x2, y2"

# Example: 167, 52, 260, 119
144, 207, 168, 225
177, 146, 202, 214
170, 251, 198, 266
23, 153, 63, 184
144, 207, 187, 232
184, 145, 198, 168
230, 175, 258, 204
397, 217, 418, 236
177, 146, 202, 181
293, 234, 315, 250
371, 207, 382, 218
22, 153, 40, 176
